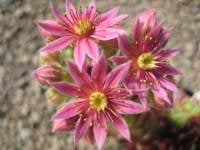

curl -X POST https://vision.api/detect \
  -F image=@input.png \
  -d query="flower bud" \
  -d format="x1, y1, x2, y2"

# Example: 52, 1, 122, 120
45, 88, 64, 105
64, 46, 73, 59
135, 9, 156, 36
33, 65, 63, 86
39, 51, 61, 64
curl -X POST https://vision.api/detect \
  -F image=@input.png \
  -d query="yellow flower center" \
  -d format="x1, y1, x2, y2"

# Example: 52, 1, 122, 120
137, 52, 156, 70
74, 19, 92, 36
89, 92, 107, 111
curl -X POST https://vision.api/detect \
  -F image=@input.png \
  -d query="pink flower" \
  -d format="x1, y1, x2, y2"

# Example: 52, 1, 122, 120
50, 56, 147, 150
112, 10, 181, 106
32, 65, 63, 86
37, 0, 127, 70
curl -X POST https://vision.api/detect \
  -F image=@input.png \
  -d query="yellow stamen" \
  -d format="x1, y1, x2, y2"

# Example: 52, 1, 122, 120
137, 52, 156, 70
89, 92, 107, 111
74, 19, 92, 36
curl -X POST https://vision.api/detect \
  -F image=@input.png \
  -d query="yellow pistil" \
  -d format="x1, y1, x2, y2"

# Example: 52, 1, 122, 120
137, 52, 156, 70
74, 19, 92, 36
89, 92, 107, 111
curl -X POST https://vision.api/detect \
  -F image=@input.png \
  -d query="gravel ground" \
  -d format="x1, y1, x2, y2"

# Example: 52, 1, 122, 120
0, 0, 199, 150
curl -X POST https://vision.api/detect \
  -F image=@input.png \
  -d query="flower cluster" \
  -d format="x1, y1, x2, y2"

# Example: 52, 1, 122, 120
33, 0, 181, 149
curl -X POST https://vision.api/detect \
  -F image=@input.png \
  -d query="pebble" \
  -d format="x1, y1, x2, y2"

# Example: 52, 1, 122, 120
19, 128, 32, 140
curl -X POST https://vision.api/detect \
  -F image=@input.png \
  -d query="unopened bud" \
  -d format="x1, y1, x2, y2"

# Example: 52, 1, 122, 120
46, 88, 64, 105
64, 46, 73, 59
32, 65, 63, 86
39, 51, 61, 64
135, 9, 156, 36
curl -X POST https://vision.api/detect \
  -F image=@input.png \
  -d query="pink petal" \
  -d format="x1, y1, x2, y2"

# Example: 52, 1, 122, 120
100, 7, 120, 22
51, 99, 86, 120
111, 56, 127, 65
50, 3, 69, 24
88, 0, 96, 9
118, 35, 133, 56
157, 48, 180, 58
152, 85, 171, 104
74, 40, 86, 71
37, 21, 54, 39
159, 77, 178, 92
74, 116, 92, 143
108, 112, 131, 142
67, 61, 92, 86
91, 29, 118, 41
50, 82, 86, 97
85, 127, 95, 145
159, 63, 182, 75
52, 117, 77, 132
37, 21, 67, 36
40, 36, 75, 52
148, 22, 163, 38
93, 114, 107, 150
82, 38, 99, 62
86, 0, 96, 21
66, 0, 76, 12
137, 9, 156, 29
133, 19, 142, 43
99, 14, 128, 27
91, 56, 107, 86
104, 62, 130, 89
111, 100, 148, 114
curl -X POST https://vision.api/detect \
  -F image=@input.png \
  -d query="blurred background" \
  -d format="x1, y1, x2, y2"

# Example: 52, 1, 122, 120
0, 0, 199, 150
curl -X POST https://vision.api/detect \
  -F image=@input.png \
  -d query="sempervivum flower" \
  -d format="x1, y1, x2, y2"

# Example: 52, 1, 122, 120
50, 57, 147, 150
112, 9, 181, 106
37, 0, 127, 70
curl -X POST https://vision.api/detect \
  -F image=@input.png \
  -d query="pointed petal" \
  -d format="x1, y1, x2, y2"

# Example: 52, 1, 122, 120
91, 56, 107, 84
104, 62, 130, 88
40, 36, 75, 52
37, 21, 67, 36
148, 22, 163, 38
88, 0, 96, 9
111, 100, 148, 114
99, 14, 128, 27
83, 38, 99, 61
51, 99, 86, 120
118, 35, 133, 56
159, 63, 182, 75
152, 85, 171, 104
93, 113, 107, 150
100, 7, 120, 21
111, 114, 131, 142
50, 82, 86, 97
74, 116, 92, 143
52, 118, 77, 132
158, 48, 180, 58
91, 29, 118, 41
133, 19, 142, 43
111, 56, 127, 65
67, 61, 91, 86
74, 40, 86, 71
66, 0, 76, 12
159, 77, 178, 92
50, 3, 68, 24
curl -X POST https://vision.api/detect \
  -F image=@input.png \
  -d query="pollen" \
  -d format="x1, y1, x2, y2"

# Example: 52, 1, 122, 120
137, 52, 156, 70
74, 19, 93, 36
89, 92, 107, 111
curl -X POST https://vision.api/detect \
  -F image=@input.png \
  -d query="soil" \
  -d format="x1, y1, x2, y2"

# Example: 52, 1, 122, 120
0, 0, 199, 150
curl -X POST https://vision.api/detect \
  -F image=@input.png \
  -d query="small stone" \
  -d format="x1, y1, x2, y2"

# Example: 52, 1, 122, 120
19, 128, 32, 140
